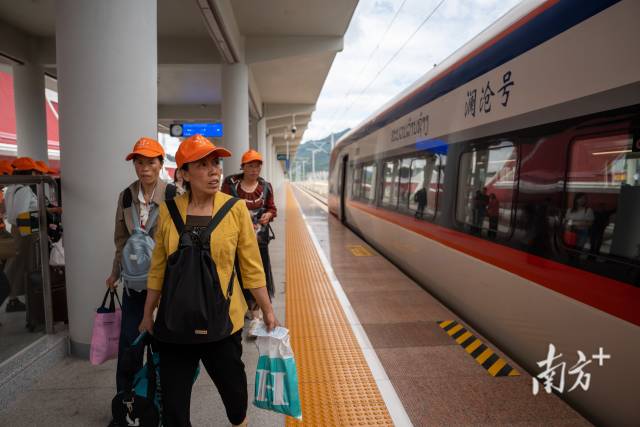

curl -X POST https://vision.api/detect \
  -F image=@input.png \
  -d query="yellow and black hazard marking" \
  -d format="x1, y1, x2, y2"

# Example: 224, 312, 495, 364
347, 244, 374, 257
437, 320, 519, 377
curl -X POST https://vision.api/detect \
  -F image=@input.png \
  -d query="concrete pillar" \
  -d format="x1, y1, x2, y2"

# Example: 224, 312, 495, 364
265, 134, 273, 181
56, 0, 157, 356
13, 62, 48, 161
257, 118, 266, 177
249, 119, 258, 151
222, 63, 249, 176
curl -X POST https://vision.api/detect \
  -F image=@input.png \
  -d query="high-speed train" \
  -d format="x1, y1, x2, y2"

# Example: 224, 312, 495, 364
328, 1, 639, 425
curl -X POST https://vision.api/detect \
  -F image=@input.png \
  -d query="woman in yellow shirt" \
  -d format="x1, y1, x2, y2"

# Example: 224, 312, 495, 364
139, 134, 277, 427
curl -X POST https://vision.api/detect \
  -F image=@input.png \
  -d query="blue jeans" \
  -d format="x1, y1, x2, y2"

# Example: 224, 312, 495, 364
116, 289, 147, 392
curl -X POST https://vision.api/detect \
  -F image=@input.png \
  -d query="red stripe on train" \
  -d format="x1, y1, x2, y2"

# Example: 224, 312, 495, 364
347, 199, 640, 327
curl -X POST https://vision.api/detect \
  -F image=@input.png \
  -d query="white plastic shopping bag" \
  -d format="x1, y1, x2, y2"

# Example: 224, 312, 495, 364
253, 323, 302, 420
49, 239, 65, 266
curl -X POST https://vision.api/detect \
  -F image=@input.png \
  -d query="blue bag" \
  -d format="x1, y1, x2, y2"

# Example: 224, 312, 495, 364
253, 325, 302, 420
111, 333, 201, 426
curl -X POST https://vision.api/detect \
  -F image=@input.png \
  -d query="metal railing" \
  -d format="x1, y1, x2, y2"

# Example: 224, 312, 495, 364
0, 175, 59, 334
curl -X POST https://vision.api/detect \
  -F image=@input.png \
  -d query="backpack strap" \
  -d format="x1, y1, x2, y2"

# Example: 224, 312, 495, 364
166, 199, 185, 234
200, 198, 240, 299
165, 183, 177, 201
122, 187, 133, 209
260, 178, 270, 204
129, 198, 142, 231
199, 198, 241, 243
227, 176, 240, 197
122, 186, 145, 231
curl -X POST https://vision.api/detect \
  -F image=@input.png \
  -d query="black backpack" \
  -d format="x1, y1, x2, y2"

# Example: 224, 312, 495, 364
153, 198, 240, 344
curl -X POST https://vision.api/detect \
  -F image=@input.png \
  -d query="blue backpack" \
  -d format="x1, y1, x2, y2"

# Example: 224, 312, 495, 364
120, 185, 176, 292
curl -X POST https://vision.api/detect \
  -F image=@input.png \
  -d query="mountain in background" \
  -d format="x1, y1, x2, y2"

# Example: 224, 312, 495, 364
294, 129, 349, 174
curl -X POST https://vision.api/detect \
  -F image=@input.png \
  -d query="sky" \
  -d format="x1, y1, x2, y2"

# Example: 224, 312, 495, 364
302, 0, 523, 142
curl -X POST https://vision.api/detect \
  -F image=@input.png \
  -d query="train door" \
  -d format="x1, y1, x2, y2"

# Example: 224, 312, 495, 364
340, 154, 348, 223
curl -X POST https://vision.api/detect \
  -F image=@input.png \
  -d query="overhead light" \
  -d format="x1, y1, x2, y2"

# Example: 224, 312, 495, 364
592, 149, 631, 156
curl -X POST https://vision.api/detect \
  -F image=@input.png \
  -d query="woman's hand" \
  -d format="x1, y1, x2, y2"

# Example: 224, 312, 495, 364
105, 275, 118, 289
262, 308, 279, 332
258, 212, 273, 225
139, 315, 154, 334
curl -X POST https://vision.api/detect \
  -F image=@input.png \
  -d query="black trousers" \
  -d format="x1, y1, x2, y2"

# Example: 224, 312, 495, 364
116, 289, 147, 392
243, 243, 274, 309
158, 332, 247, 426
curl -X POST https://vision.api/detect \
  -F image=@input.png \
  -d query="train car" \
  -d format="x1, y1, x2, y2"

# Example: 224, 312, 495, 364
328, 1, 639, 425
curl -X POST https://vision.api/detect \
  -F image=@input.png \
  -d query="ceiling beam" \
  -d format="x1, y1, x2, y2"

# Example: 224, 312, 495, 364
246, 36, 343, 64
264, 103, 314, 120
248, 69, 262, 118
0, 21, 32, 64
158, 104, 221, 121
158, 37, 222, 64
266, 115, 310, 129
196, 0, 244, 63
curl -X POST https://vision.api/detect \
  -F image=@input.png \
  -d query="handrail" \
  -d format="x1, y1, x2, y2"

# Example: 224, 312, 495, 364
0, 175, 60, 334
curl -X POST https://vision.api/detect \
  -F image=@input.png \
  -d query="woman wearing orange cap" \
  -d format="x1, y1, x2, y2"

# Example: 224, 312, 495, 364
3, 157, 40, 313
106, 137, 176, 405
138, 134, 277, 427
221, 149, 277, 335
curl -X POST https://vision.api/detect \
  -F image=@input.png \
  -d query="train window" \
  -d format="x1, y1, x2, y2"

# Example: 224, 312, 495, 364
405, 155, 440, 220
398, 158, 413, 209
381, 160, 399, 207
456, 143, 518, 238
564, 133, 640, 262
362, 163, 377, 202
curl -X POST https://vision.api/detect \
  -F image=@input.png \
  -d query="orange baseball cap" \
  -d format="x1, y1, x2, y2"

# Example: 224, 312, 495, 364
12, 157, 39, 172
241, 149, 263, 165
125, 137, 165, 161
175, 134, 232, 169
35, 160, 50, 174
0, 160, 13, 175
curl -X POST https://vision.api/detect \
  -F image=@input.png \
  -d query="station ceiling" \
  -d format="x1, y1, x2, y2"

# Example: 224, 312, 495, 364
0, 0, 358, 154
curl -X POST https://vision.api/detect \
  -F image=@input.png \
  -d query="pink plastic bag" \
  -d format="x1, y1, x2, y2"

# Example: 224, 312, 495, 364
90, 290, 122, 365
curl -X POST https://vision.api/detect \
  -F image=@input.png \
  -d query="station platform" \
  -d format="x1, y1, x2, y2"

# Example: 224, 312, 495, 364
0, 182, 590, 426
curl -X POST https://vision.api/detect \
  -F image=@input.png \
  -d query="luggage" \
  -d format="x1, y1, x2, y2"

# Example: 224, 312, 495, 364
0, 269, 9, 309
111, 333, 160, 427
25, 268, 68, 331
0, 229, 16, 260
112, 332, 201, 426
253, 324, 302, 420
89, 289, 122, 365
153, 198, 239, 344
120, 184, 177, 292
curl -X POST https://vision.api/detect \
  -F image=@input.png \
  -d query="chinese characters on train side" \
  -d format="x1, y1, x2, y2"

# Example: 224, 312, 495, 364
533, 344, 610, 395
465, 71, 515, 118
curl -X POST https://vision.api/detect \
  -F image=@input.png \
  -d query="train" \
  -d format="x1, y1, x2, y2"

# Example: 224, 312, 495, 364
327, 1, 639, 425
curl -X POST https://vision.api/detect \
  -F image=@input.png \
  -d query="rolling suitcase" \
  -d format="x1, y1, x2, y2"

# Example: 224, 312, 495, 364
25, 269, 68, 331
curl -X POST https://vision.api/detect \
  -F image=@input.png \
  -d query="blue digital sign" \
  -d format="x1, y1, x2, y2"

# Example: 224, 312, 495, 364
181, 123, 223, 137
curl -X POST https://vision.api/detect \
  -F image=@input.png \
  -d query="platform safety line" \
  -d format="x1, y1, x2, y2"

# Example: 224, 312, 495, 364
437, 320, 520, 377
287, 185, 412, 427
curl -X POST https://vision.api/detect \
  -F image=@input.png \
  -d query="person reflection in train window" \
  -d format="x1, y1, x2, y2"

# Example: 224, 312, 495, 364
487, 193, 499, 239
589, 202, 615, 257
472, 188, 489, 234
413, 186, 427, 219
564, 193, 594, 250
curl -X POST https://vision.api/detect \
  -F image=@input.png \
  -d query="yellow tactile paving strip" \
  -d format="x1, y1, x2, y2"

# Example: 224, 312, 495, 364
285, 185, 394, 426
